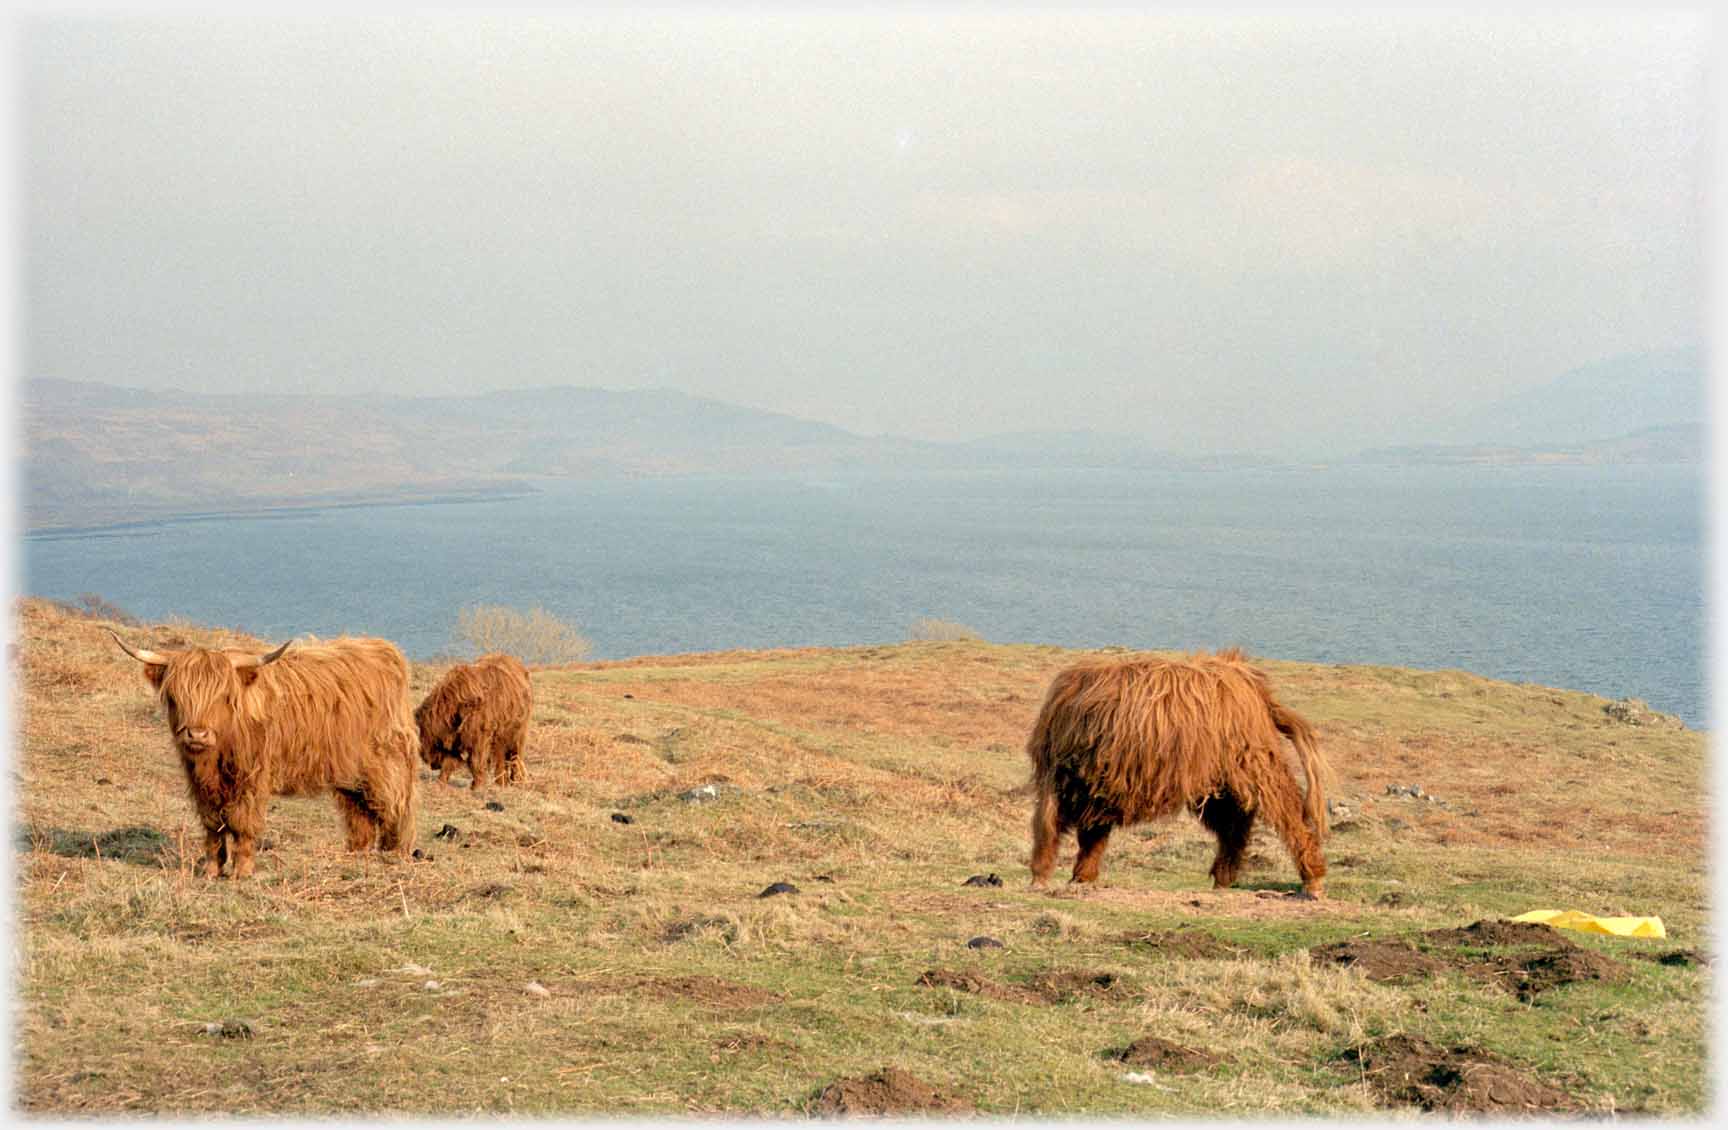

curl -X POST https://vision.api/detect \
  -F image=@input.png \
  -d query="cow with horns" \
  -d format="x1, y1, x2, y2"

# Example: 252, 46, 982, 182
111, 630, 420, 878
1025, 648, 1332, 898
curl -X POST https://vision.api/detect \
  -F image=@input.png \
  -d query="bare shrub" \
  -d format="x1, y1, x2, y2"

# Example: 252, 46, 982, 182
48, 593, 141, 626
453, 605, 593, 666
907, 617, 983, 643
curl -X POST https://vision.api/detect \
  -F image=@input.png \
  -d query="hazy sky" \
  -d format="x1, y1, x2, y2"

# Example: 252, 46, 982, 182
20, 11, 1709, 455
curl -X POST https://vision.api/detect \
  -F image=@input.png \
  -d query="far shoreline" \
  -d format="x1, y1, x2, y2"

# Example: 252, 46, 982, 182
22, 484, 541, 539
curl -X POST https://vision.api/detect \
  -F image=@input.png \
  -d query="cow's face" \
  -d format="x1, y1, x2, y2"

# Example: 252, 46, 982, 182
413, 707, 452, 767
111, 633, 291, 755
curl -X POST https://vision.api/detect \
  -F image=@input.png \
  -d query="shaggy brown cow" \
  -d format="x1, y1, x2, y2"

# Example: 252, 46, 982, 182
1026, 649, 1331, 897
111, 631, 419, 878
415, 653, 532, 789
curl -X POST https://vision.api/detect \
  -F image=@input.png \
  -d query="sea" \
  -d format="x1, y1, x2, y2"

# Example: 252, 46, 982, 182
20, 464, 1709, 728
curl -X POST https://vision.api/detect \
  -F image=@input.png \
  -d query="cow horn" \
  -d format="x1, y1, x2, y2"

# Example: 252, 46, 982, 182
108, 629, 166, 665
232, 639, 293, 668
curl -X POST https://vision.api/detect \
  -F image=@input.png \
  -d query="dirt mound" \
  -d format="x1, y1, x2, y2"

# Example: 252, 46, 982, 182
916, 968, 1127, 1005
916, 969, 1040, 1004
811, 1067, 974, 1116
1112, 1036, 1223, 1071
661, 915, 737, 944
1476, 947, 1628, 1001
1343, 1034, 1581, 1113
710, 1032, 787, 1058
1310, 920, 1630, 1000
1025, 969, 1129, 1003
1114, 928, 1246, 960
1309, 939, 1454, 983
626, 975, 781, 1010
1419, 920, 1563, 948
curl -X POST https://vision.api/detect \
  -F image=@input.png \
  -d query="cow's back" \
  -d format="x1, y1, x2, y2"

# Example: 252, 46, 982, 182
1029, 651, 1290, 823
247, 637, 416, 792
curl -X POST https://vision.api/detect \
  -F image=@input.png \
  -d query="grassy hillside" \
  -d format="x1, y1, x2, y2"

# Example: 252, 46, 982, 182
10, 598, 1709, 1115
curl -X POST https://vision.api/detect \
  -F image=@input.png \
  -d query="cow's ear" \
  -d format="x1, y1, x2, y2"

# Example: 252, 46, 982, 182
142, 663, 167, 690
236, 664, 263, 688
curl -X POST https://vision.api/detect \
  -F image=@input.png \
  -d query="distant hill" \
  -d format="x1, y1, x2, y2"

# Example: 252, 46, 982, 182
1434, 347, 1704, 449
18, 379, 973, 530
1350, 421, 1703, 468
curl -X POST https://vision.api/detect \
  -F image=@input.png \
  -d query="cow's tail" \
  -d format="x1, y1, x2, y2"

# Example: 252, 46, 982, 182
1273, 703, 1330, 839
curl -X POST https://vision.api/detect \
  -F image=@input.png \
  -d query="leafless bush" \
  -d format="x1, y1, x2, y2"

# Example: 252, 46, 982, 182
907, 617, 984, 643
453, 604, 593, 666
49, 593, 141, 626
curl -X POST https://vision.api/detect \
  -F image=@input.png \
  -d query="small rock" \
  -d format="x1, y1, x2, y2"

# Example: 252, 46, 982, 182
610, 812, 634, 825
389, 963, 433, 976
678, 784, 721, 803
352, 978, 380, 989
622, 693, 634, 699
484, 800, 505, 812
961, 874, 1004, 888
95, 777, 112, 786
433, 824, 460, 840
524, 981, 551, 997
423, 980, 442, 991
966, 936, 1005, 949
813, 874, 836, 883
759, 881, 800, 898
202, 1019, 253, 1039
411, 849, 433, 862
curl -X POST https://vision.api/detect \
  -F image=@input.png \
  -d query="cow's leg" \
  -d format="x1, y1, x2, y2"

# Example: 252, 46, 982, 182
436, 757, 457, 788
198, 822, 227, 879
1028, 781, 1065, 888
1256, 770, 1328, 899
1197, 790, 1254, 889
336, 790, 380, 852
1070, 822, 1114, 883
227, 796, 266, 880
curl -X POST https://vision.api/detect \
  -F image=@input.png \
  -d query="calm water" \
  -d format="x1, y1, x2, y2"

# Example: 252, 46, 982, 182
22, 465, 1708, 726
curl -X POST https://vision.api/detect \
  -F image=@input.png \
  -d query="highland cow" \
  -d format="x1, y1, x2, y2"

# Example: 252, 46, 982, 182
111, 630, 420, 878
1026, 649, 1331, 897
415, 653, 532, 789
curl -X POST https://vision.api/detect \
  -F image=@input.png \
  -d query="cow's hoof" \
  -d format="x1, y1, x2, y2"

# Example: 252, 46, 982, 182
1288, 889, 1321, 901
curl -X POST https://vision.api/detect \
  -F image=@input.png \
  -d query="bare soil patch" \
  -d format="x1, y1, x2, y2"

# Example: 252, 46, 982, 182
1343, 1034, 1582, 1114
811, 1066, 975, 1117
1308, 939, 1455, 983
1111, 1036, 1224, 1071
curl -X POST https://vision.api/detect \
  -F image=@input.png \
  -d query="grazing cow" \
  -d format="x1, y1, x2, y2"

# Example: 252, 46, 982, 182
415, 654, 532, 789
1026, 649, 1331, 897
111, 631, 419, 878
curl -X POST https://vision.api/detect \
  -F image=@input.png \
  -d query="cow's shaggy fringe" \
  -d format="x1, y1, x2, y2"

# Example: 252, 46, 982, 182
415, 653, 533, 789
119, 634, 419, 878
1027, 648, 1332, 896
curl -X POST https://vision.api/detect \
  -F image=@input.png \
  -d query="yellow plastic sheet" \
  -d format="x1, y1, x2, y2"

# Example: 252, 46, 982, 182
1511, 908, 1666, 939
